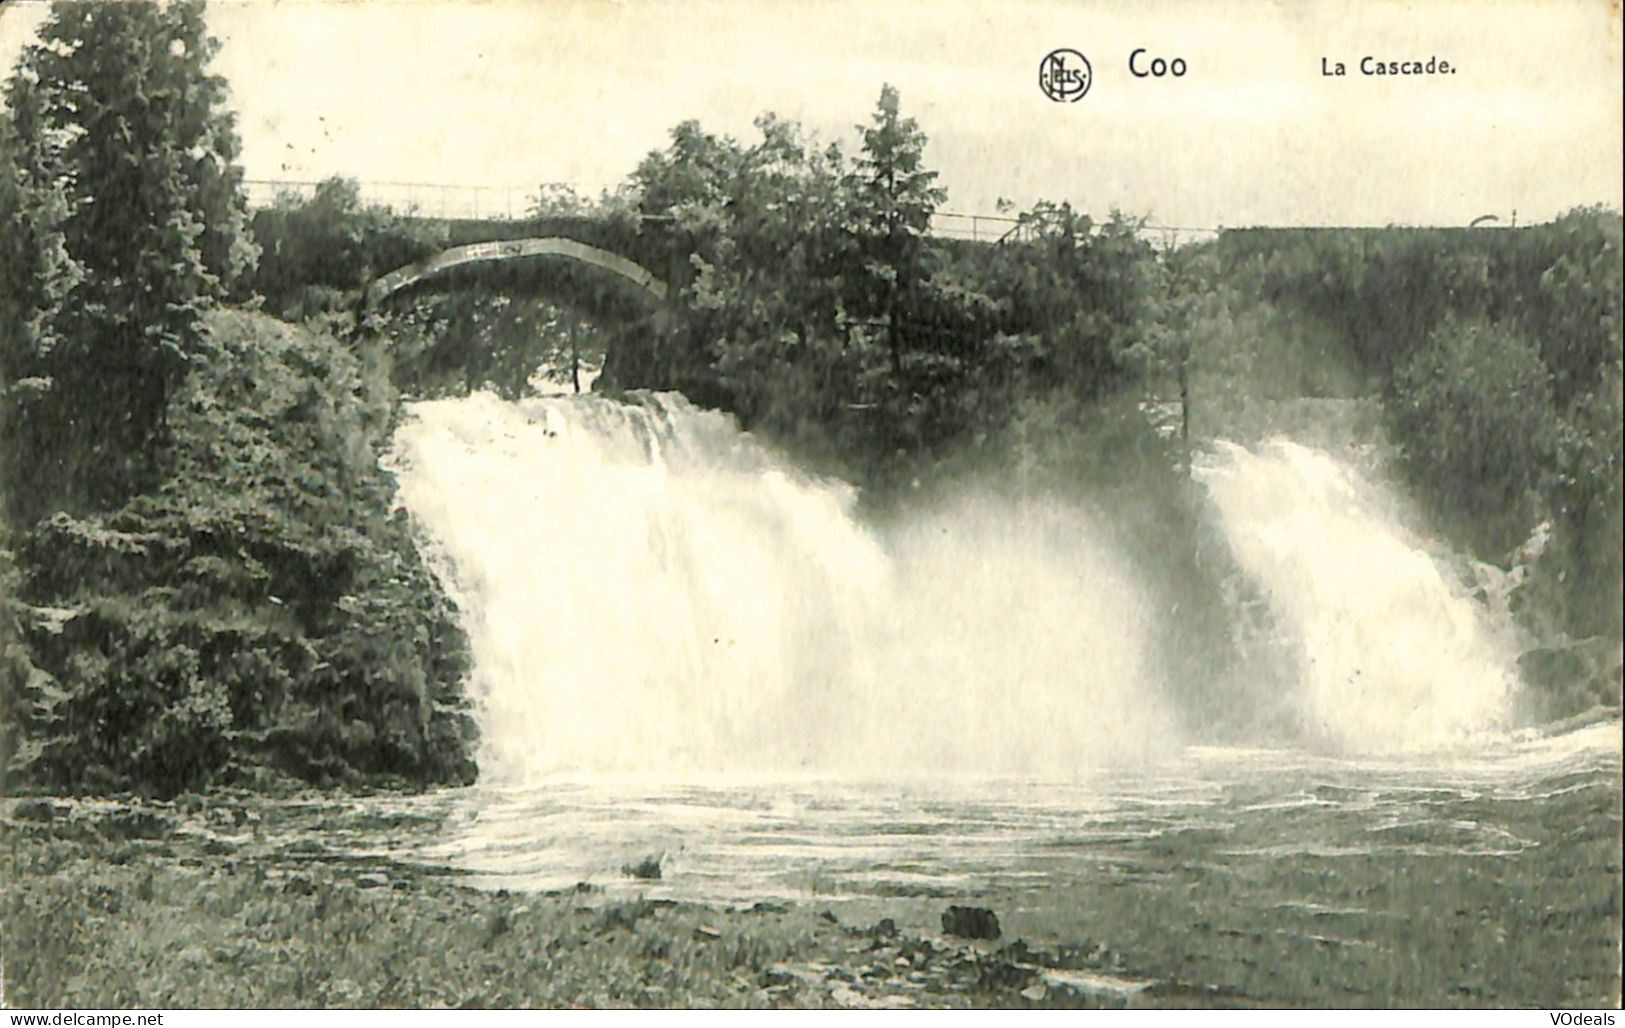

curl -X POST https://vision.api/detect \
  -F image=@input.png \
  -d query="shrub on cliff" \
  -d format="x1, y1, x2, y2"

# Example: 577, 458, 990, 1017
7, 310, 476, 795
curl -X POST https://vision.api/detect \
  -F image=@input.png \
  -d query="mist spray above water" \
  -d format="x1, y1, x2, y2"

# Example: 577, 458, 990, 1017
390, 392, 1525, 781
389, 392, 1172, 782
1195, 438, 1520, 753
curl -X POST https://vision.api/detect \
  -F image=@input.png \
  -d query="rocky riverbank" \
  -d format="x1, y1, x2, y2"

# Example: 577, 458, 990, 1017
5, 785, 1620, 1009
3, 796, 1159, 1009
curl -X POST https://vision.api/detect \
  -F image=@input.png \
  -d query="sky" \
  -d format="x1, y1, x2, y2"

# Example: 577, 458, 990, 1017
1, 0, 1621, 229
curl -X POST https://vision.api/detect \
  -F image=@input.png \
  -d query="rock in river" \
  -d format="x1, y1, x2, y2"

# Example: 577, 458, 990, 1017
941, 905, 1001, 940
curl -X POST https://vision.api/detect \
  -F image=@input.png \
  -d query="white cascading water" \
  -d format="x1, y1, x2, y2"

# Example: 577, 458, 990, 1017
389, 391, 1173, 782
1195, 437, 1520, 754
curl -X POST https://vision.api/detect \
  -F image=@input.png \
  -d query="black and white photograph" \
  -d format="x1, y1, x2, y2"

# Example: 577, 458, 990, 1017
0, 0, 1620, 1012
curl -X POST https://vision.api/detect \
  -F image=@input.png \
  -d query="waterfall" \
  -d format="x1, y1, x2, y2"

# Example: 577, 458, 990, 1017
389, 391, 1529, 780
388, 391, 1174, 781
1194, 437, 1520, 753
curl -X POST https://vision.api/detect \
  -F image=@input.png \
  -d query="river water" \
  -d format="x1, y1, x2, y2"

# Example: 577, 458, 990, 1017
392, 720, 1619, 902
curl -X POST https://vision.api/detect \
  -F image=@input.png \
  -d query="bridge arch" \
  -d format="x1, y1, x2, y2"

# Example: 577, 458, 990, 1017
364, 236, 669, 312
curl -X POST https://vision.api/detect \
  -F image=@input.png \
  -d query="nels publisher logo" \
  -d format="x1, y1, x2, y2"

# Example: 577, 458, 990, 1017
1039, 48, 1092, 101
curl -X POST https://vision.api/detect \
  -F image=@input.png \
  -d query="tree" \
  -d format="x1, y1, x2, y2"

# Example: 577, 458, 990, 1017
526, 184, 633, 393
688, 116, 857, 440
1390, 314, 1558, 557
848, 84, 946, 379
615, 95, 1169, 486
0, 0, 257, 518
624, 115, 853, 420
0, 99, 81, 381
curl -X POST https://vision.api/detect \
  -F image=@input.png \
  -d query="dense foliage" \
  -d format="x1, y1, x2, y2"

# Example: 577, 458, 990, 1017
609, 89, 1161, 494
0, 2, 476, 795
248, 176, 445, 324
6, 311, 476, 794
0, 0, 257, 517
1389, 315, 1557, 555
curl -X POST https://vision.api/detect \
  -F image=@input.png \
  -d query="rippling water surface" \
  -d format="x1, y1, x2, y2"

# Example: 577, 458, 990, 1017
383, 720, 1619, 900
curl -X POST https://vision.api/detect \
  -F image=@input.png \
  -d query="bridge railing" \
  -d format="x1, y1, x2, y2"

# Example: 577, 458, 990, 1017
244, 179, 539, 221
242, 178, 1221, 246
928, 210, 1023, 242
244, 178, 1036, 240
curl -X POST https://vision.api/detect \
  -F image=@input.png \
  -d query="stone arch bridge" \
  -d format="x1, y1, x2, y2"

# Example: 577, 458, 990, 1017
360, 213, 679, 322
364, 235, 668, 312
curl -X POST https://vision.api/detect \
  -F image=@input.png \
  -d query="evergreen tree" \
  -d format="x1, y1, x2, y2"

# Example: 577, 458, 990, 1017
0, 0, 257, 518
848, 84, 945, 379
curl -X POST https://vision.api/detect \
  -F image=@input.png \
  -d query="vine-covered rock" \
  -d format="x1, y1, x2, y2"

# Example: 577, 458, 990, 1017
5, 309, 476, 795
